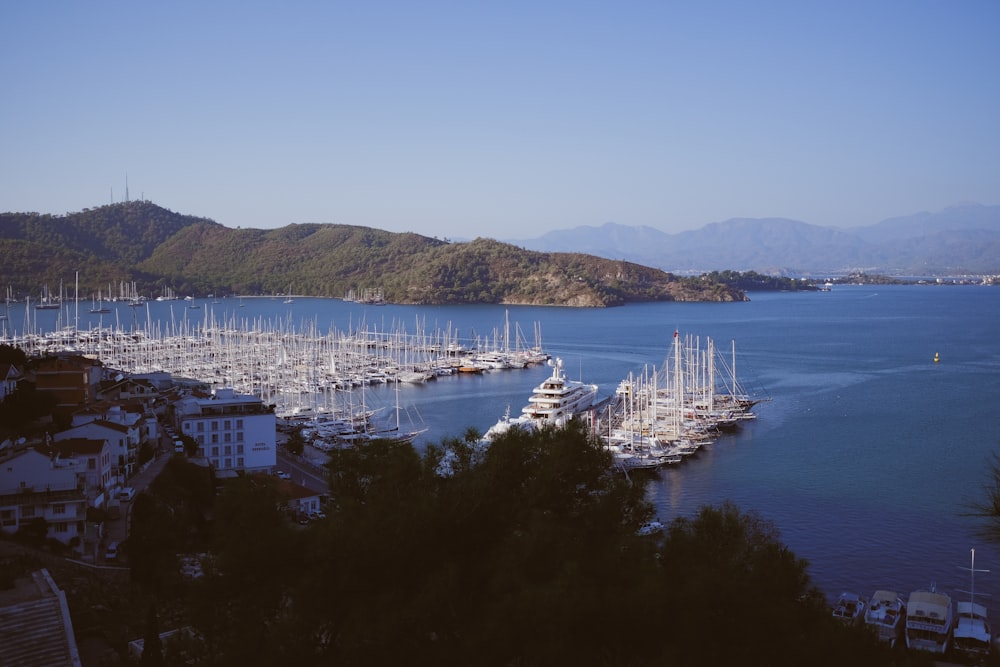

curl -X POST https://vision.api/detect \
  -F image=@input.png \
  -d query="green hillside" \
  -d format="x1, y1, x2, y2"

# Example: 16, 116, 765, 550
0, 202, 745, 306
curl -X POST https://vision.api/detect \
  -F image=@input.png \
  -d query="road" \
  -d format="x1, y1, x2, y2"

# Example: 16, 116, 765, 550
277, 446, 329, 494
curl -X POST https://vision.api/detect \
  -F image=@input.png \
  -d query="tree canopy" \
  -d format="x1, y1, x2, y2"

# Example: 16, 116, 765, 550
132, 422, 888, 665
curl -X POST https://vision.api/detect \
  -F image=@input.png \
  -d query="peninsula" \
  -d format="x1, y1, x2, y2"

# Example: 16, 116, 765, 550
0, 202, 746, 307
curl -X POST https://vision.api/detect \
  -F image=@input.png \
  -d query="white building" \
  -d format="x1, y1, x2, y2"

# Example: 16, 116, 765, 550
0, 448, 88, 546
174, 387, 275, 473
0, 362, 22, 402
55, 419, 137, 485
49, 437, 114, 505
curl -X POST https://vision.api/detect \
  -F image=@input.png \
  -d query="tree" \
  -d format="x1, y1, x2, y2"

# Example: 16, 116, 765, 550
179, 434, 199, 457
0, 343, 27, 367
140, 602, 165, 667
0, 382, 56, 428
137, 441, 155, 466
171, 425, 886, 665
964, 451, 1000, 543
127, 492, 179, 594
184, 475, 299, 665
17, 517, 48, 546
653, 502, 888, 666
284, 426, 305, 456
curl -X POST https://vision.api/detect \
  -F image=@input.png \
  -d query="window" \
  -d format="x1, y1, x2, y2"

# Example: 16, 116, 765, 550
237, 457, 244, 467
224, 432, 231, 443
237, 444, 244, 455
236, 419, 243, 429
224, 458, 232, 469
224, 420, 231, 430
211, 434, 218, 444
211, 446, 219, 456
211, 421, 219, 431
197, 422, 204, 432
22, 506, 35, 518
88, 459, 96, 470
52, 503, 66, 515
55, 522, 68, 533
224, 445, 232, 456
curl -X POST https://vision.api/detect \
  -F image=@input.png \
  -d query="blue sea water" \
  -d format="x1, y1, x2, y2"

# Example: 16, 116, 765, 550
8, 285, 1000, 605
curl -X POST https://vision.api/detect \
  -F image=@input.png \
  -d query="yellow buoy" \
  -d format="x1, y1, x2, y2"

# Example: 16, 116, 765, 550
933, 352, 939, 363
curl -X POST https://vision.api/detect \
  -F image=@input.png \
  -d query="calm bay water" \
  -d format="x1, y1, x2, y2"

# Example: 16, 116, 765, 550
8, 285, 1000, 605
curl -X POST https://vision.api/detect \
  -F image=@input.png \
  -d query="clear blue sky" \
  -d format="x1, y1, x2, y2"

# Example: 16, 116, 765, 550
2, 1, 998, 238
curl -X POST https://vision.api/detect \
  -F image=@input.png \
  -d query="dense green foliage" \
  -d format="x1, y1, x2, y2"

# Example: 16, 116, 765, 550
0, 202, 744, 306
0, 382, 56, 431
0, 202, 205, 300
125, 425, 888, 665
0, 344, 28, 367
964, 452, 1000, 545
127, 458, 214, 593
704, 269, 820, 291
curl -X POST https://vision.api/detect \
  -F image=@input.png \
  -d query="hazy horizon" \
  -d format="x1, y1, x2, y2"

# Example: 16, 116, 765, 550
3, 2, 998, 238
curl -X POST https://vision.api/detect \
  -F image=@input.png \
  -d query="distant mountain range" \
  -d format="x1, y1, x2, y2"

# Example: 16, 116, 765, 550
508, 203, 1000, 275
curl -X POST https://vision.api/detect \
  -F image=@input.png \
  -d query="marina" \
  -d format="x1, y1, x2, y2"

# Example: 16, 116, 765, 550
2, 295, 763, 469
1, 302, 551, 423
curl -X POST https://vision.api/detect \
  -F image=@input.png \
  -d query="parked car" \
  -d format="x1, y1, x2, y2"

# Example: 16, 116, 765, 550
106, 541, 119, 561
119, 487, 135, 501
274, 470, 292, 480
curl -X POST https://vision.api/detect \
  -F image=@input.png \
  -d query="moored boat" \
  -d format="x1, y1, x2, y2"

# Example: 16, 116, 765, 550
519, 357, 598, 423
952, 548, 992, 662
482, 357, 598, 441
953, 600, 991, 662
864, 590, 906, 647
905, 587, 954, 654
832, 591, 866, 626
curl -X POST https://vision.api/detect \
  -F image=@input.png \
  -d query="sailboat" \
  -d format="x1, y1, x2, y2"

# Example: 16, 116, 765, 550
35, 284, 60, 310
0, 286, 10, 321
953, 548, 992, 662
90, 289, 111, 314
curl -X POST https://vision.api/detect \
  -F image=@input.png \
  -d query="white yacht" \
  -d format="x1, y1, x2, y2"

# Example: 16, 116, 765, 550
520, 357, 599, 423
864, 590, 906, 647
905, 587, 954, 654
483, 357, 598, 441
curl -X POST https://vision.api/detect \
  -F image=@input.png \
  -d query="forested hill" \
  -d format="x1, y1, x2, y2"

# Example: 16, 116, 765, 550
0, 202, 745, 306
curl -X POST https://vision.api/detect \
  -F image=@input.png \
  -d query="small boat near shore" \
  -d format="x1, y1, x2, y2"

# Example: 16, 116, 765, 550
864, 590, 906, 647
832, 591, 866, 626
952, 548, 993, 663
905, 587, 954, 654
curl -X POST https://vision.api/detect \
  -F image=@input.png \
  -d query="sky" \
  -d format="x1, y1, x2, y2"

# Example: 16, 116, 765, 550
2, 1, 998, 239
